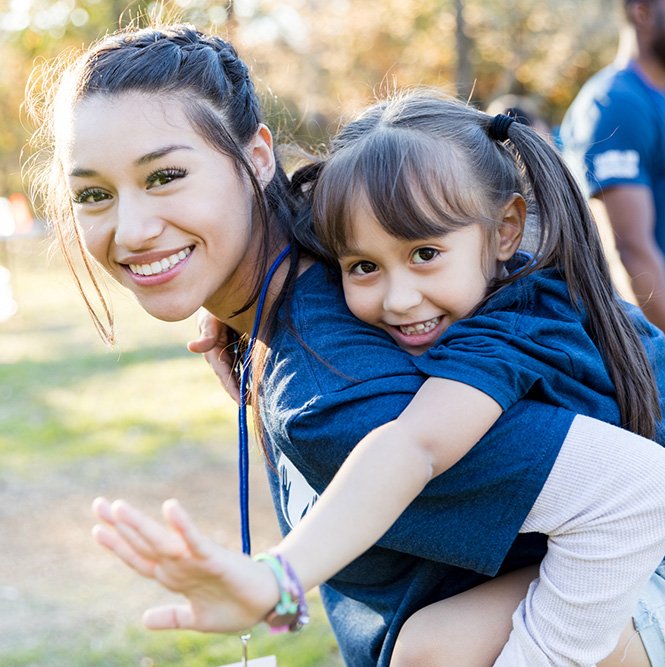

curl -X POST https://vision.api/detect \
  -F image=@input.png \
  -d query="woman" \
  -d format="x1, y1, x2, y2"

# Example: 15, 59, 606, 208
27, 24, 665, 666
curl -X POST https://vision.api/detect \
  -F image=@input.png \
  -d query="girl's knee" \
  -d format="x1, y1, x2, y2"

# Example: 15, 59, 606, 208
391, 606, 458, 667
391, 613, 438, 667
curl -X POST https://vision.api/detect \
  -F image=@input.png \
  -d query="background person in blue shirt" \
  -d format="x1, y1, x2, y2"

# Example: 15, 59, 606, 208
28, 24, 665, 667
561, 0, 665, 332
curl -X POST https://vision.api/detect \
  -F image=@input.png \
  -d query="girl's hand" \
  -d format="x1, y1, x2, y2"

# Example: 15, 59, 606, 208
91, 497, 279, 632
187, 309, 241, 404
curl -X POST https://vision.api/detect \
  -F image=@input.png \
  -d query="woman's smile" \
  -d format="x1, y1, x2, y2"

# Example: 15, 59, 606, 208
63, 92, 262, 324
127, 246, 192, 277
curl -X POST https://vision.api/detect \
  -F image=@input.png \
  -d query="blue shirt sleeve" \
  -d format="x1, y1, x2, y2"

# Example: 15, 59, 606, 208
413, 271, 619, 423
562, 66, 659, 196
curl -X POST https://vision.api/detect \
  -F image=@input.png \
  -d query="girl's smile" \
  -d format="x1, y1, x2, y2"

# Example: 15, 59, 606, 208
387, 315, 448, 351
338, 200, 496, 355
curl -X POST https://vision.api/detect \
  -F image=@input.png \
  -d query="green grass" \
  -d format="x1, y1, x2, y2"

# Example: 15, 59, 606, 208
1, 237, 237, 469
0, 237, 342, 667
5, 598, 340, 667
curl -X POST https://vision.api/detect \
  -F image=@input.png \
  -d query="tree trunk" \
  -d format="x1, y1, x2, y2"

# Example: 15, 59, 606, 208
455, 0, 473, 98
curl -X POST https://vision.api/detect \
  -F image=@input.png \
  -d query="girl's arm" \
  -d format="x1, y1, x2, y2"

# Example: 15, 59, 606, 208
92, 377, 500, 631
92, 497, 280, 632
277, 377, 502, 590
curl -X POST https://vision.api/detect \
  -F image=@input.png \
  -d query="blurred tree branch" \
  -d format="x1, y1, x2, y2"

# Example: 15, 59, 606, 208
7, 0, 619, 201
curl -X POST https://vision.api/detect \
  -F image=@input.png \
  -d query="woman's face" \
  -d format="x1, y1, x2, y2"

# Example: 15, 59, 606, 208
61, 91, 269, 324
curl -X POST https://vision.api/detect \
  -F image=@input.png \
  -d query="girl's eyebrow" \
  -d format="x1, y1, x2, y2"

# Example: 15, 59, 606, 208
68, 144, 194, 177
337, 246, 360, 258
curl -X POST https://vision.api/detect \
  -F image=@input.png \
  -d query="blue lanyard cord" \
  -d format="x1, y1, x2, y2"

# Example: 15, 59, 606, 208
237, 244, 292, 555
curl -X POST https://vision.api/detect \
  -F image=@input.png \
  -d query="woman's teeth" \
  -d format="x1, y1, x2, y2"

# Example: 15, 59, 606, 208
129, 248, 191, 276
399, 317, 441, 336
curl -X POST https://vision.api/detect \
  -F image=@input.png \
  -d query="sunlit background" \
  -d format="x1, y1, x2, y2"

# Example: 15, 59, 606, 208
0, 1, 626, 665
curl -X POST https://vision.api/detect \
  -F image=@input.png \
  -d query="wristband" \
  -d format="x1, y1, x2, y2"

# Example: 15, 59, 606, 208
254, 551, 309, 633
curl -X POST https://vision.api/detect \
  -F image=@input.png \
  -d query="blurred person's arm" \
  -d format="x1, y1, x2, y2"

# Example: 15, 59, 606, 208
596, 184, 665, 331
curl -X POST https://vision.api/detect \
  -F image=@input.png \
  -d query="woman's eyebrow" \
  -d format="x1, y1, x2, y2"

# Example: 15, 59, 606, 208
135, 144, 193, 165
68, 145, 194, 177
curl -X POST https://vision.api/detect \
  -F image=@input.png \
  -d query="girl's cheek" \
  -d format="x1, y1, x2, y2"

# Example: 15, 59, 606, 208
345, 289, 374, 323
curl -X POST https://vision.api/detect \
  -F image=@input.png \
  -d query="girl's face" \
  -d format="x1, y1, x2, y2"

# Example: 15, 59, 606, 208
338, 196, 522, 355
61, 91, 273, 325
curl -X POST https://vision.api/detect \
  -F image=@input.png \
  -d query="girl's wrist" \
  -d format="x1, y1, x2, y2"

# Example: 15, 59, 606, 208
253, 551, 310, 633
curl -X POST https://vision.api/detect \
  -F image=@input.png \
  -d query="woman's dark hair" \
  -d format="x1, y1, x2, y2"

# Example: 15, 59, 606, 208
26, 24, 318, 344
312, 90, 661, 439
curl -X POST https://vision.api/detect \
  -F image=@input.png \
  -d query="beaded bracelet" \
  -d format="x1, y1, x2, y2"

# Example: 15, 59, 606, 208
254, 551, 310, 633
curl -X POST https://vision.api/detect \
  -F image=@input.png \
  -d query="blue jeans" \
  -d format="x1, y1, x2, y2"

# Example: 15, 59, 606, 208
634, 558, 665, 666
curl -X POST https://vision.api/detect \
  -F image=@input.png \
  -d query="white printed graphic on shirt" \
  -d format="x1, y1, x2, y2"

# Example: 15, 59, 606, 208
593, 149, 640, 181
277, 451, 319, 529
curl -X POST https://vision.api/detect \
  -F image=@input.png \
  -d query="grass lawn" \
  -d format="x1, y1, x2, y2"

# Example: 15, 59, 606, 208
0, 237, 342, 667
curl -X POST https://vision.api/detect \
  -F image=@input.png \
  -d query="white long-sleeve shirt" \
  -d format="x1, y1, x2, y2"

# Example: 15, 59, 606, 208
495, 415, 665, 666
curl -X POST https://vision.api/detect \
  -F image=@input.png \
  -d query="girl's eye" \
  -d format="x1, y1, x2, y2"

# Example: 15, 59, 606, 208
146, 167, 188, 189
412, 247, 440, 264
349, 260, 378, 276
72, 188, 110, 205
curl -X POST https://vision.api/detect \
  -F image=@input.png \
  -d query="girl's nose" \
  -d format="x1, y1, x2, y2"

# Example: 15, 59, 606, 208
382, 278, 423, 315
113, 196, 165, 250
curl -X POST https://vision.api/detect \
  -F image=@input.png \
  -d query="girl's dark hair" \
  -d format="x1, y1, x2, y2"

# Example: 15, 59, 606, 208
312, 90, 661, 439
26, 24, 319, 344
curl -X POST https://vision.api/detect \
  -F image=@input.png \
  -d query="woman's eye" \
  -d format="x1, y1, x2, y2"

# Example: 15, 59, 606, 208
350, 260, 378, 276
146, 167, 188, 189
412, 247, 439, 264
72, 188, 110, 205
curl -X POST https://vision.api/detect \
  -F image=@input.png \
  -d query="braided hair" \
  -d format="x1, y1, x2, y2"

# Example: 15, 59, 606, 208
28, 24, 310, 343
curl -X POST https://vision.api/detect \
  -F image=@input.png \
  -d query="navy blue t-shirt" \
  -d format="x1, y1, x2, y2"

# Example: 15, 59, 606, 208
259, 261, 574, 666
561, 62, 665, 254
416, 265, 665, 444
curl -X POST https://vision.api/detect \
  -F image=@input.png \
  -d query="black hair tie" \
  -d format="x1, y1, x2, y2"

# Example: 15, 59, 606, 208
488, 114, 515, 142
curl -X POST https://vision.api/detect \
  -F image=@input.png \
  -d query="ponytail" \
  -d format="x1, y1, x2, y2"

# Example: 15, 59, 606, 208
496, 120, 661, 438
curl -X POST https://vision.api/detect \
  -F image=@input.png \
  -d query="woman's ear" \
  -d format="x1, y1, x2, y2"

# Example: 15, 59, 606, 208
496, 194, 526, 261
248, 124, 276, 187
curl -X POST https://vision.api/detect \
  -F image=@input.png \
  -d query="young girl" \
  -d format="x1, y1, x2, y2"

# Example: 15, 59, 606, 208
304, 90, 665, 664
27, 25, 665, 667
178, 90, 665, 666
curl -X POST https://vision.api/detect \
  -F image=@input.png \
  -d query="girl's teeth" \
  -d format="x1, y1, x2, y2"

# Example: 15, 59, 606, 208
399, 317, 441, 336
129, 248, 191, 276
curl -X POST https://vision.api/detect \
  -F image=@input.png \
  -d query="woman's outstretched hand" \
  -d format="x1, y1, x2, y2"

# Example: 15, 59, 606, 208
91, 497, 279, 633
187, 309, 241, 404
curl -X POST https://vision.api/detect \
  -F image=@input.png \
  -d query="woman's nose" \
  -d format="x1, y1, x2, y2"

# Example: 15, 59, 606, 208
113, 196, 165, 250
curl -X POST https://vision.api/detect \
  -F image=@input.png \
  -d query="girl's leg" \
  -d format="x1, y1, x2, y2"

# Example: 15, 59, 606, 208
598, 620, 650, 667
393, 415, 665, 667
390, 566, 538, 667
391, 567, 651, 667
496, 416, 665, 666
